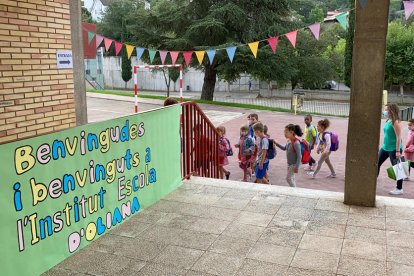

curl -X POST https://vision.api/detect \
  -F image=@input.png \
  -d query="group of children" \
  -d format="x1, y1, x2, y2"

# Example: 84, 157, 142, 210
216, 113, 337, 188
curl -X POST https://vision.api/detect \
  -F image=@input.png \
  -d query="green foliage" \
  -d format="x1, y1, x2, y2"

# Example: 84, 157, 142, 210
385, 22, 414, 88
121, 49, 132, 87
309, 7, 324, 23
81, 7, 94, 23
344, 0, 355, 87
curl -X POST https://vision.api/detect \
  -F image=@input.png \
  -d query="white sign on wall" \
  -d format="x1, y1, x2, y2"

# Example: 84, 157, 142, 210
56, 50, 73, 69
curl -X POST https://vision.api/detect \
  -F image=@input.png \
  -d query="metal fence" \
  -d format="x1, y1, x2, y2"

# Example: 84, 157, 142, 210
213, 97, 350, 117
400, 106, 414, 121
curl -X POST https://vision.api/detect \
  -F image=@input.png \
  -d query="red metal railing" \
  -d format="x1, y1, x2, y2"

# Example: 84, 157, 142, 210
181, 102, 219, 179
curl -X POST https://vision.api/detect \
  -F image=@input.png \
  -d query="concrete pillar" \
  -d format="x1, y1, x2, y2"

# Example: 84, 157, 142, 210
344, 0, 390, 206
70, 0, 88, 125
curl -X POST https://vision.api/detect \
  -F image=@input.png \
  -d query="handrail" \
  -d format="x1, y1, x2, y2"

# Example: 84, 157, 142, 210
181, 102, 220, 179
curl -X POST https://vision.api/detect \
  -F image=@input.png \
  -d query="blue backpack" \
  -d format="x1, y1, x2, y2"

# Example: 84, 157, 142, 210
263, 138, 276, 159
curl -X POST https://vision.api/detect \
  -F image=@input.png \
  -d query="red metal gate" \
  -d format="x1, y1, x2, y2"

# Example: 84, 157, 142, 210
181, 102, 219, 179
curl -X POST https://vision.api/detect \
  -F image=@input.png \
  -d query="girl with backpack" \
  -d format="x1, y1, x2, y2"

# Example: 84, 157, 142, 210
217, 126, 231, 180
235, 125, 255, 181
274, 124, 303, 187
308, 119, 336, 179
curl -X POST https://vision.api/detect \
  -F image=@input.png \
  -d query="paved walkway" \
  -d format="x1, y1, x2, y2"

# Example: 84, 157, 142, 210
45, 177, 414, 275
86, 93, 414, 199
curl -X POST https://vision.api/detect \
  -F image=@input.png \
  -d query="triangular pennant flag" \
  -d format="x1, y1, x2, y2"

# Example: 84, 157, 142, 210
359, 0, 367, 8
149, 49, 157, 63
267, 36, 279, 53
104, 37, 113, 52
136, 47, 145, 60
183, 51, 193, 66
285, 31, 297, 48
308, 23, 321, 40
195, 51, 205, 65
87, 31, 95, 44
126, 44, 135, 59
335, 12, 348, 30
115, 41, 123, 56
170, 51, 179, 65
159, 50, 168, 64
226, 47, 237, 63
248, 41, 259, 58
206, 50, 216, 64
404, 1, 414, 20
95, 35, 104, 48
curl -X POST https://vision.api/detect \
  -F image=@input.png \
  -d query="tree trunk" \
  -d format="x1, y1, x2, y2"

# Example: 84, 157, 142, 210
201, 65, 217, 100
400, 84, 404, 97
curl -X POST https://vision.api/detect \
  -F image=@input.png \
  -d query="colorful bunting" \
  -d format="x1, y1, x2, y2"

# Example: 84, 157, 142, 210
226, 47, 237, 63
104, 37, 113, 52
308, 23, 321, 40
404, 1, 414, 20
335, 12, 349, 30
126, 44, 135, 59
170, 51, 179, 65
359, 0, 367, 8
248, 42, 259, 58
195, 51, 205, 64
206, 50, 216, 64
285, 31, 297, 48
87, 31, 95, 45
115, 41, 123, 56
159, 50, 168, 64
267, 36, 279, 53
95, 35, 104, 48
136, 47, 145, 60
149, 49, 157, 63
183, 51, 193, 66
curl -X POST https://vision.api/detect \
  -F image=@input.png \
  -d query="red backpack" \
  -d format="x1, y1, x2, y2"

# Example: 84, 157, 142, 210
292, 138, 311, 164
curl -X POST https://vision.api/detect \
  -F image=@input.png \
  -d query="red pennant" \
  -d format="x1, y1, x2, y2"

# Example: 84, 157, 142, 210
285, 31, 297, 48
183, 51, 193, 66
267, 36, 279, 53
104, 37, 113, 52
170, 51, 179, 65
95, 35, 104, 48
115, 41, 123, 56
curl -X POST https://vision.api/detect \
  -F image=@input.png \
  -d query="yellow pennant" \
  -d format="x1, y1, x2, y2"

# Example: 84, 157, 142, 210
248, 41, 259, 58
126, 44, 135, 59
195, 51, 205, 64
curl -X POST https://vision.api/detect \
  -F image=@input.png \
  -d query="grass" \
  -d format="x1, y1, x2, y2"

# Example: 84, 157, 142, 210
87, 89, 348, 117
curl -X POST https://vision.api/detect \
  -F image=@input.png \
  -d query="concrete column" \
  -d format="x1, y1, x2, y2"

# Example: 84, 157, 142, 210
344, 0, 390, 206
70, 0, 88, 125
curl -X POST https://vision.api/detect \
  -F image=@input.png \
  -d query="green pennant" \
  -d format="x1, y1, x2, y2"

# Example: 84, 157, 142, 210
149, 49, 157, 63
87, 31, 95, 44
335, 12, 348, 30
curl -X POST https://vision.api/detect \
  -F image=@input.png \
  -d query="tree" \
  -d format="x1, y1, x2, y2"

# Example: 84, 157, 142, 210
344, 0, 355, 87
385, 22, 414, 96
121, 49, 132, 88
125, 0, 292, 100
309, 7, 324, 23
81, 7, 94, 23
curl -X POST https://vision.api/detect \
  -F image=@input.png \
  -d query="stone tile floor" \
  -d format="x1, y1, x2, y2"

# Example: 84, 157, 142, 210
44, 177, 414, 276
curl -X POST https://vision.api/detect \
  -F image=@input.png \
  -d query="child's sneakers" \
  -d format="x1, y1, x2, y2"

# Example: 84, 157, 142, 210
326, 174, 337, 178
304, 165, 313, 171
225, 171, 231, 180
307, 172, 316, 179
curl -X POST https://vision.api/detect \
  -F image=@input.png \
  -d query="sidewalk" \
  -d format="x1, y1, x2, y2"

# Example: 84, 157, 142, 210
45, 177, 414, 275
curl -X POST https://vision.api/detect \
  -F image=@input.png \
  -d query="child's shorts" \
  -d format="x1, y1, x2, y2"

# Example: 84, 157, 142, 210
255, 161, 269, 179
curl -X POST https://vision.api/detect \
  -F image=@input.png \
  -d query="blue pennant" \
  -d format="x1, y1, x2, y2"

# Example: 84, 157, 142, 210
136, 47, 145, 60
226, 47, 237, 63
206, 50, 216, 64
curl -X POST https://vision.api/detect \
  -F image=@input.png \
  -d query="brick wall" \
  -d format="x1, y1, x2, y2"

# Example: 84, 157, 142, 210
0, 0, 76, 144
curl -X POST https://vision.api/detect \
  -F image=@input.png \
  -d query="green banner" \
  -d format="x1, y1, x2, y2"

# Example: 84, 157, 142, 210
0, 105, 182, 275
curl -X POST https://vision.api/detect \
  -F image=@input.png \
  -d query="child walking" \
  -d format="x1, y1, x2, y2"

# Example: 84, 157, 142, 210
308, 119, 336, 178
253, 122, 269, 184
235, 125, 255, 181
217, 126, 231, 180
304, 114, 317, 171
275, 124, 303, 187
404, 119, 414, 180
